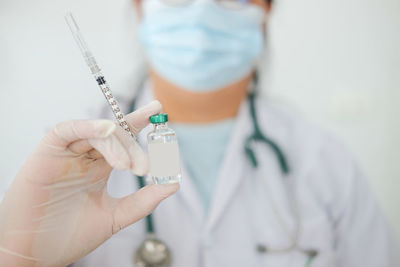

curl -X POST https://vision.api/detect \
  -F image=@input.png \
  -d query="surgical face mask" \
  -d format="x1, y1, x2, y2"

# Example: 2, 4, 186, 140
138, 0, 265, 92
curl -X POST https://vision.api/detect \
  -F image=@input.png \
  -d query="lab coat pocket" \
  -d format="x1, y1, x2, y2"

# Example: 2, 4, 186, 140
258, 215, 335, 267
297, 215, 335, 267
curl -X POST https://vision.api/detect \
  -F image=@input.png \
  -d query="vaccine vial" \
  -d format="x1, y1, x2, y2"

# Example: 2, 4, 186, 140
147, 113, 182, 184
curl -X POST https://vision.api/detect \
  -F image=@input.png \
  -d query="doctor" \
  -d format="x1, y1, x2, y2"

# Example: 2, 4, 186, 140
1, 0, 397, 266
73, 0, 398, 266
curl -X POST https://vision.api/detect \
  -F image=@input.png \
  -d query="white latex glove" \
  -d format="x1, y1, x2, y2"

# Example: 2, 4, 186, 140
0, 100, 179, 267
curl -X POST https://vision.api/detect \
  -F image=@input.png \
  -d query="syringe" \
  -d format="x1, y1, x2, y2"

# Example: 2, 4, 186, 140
65, 12, 135, 138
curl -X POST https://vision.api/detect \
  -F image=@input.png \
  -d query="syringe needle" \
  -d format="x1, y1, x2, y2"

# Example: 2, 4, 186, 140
65, 12, 135, 139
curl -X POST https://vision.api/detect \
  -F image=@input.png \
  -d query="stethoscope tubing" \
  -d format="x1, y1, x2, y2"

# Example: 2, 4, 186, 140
130, 73, 317, 266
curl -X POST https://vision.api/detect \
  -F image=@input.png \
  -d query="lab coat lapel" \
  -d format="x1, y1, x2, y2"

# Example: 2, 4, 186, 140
177, 162, 205, 221
205, 101, 252, 231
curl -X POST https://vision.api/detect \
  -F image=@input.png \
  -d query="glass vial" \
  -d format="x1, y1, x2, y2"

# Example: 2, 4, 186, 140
147, 113, 182, 184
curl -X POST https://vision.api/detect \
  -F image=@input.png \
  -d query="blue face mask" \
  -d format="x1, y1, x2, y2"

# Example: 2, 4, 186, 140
138, 0, 265, 92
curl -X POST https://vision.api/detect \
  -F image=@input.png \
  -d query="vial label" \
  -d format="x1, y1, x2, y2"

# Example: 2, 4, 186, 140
148, 141, 181, 177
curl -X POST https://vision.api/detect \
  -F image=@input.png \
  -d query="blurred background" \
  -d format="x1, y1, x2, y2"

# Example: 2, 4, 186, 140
0, 0, 399, 236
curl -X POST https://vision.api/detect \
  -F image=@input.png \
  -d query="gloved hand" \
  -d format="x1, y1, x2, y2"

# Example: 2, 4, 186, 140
0, 100, 179, 267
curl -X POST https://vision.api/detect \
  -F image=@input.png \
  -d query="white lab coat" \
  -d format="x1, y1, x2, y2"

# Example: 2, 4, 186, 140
73, 87, 399, 267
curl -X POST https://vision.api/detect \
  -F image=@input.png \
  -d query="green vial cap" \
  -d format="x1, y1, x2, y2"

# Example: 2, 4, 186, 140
150, 113, 168, 124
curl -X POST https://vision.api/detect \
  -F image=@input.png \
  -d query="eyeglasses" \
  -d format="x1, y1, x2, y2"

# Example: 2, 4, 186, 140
159, 0, 272, 9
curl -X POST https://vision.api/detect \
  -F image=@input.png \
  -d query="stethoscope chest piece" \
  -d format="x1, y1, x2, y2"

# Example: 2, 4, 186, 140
134, 235, 172, 267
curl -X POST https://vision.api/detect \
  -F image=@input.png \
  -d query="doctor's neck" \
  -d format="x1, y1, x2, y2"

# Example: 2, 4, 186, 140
150, 70, 252, 123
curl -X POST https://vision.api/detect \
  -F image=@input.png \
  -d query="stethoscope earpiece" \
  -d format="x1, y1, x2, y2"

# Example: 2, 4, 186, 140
305, 249, 318, 259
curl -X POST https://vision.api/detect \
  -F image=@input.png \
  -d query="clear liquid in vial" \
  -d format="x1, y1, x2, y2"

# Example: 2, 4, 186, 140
147, 114, 181, 184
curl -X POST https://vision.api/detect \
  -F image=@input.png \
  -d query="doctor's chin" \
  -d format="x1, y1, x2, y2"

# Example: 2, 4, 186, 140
0, 0, 399, 266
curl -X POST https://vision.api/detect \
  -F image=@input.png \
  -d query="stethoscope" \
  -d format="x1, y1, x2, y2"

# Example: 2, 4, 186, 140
129, 73, 318, 267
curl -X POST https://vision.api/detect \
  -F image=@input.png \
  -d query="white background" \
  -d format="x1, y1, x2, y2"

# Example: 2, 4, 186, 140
0, 0, 399, 236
